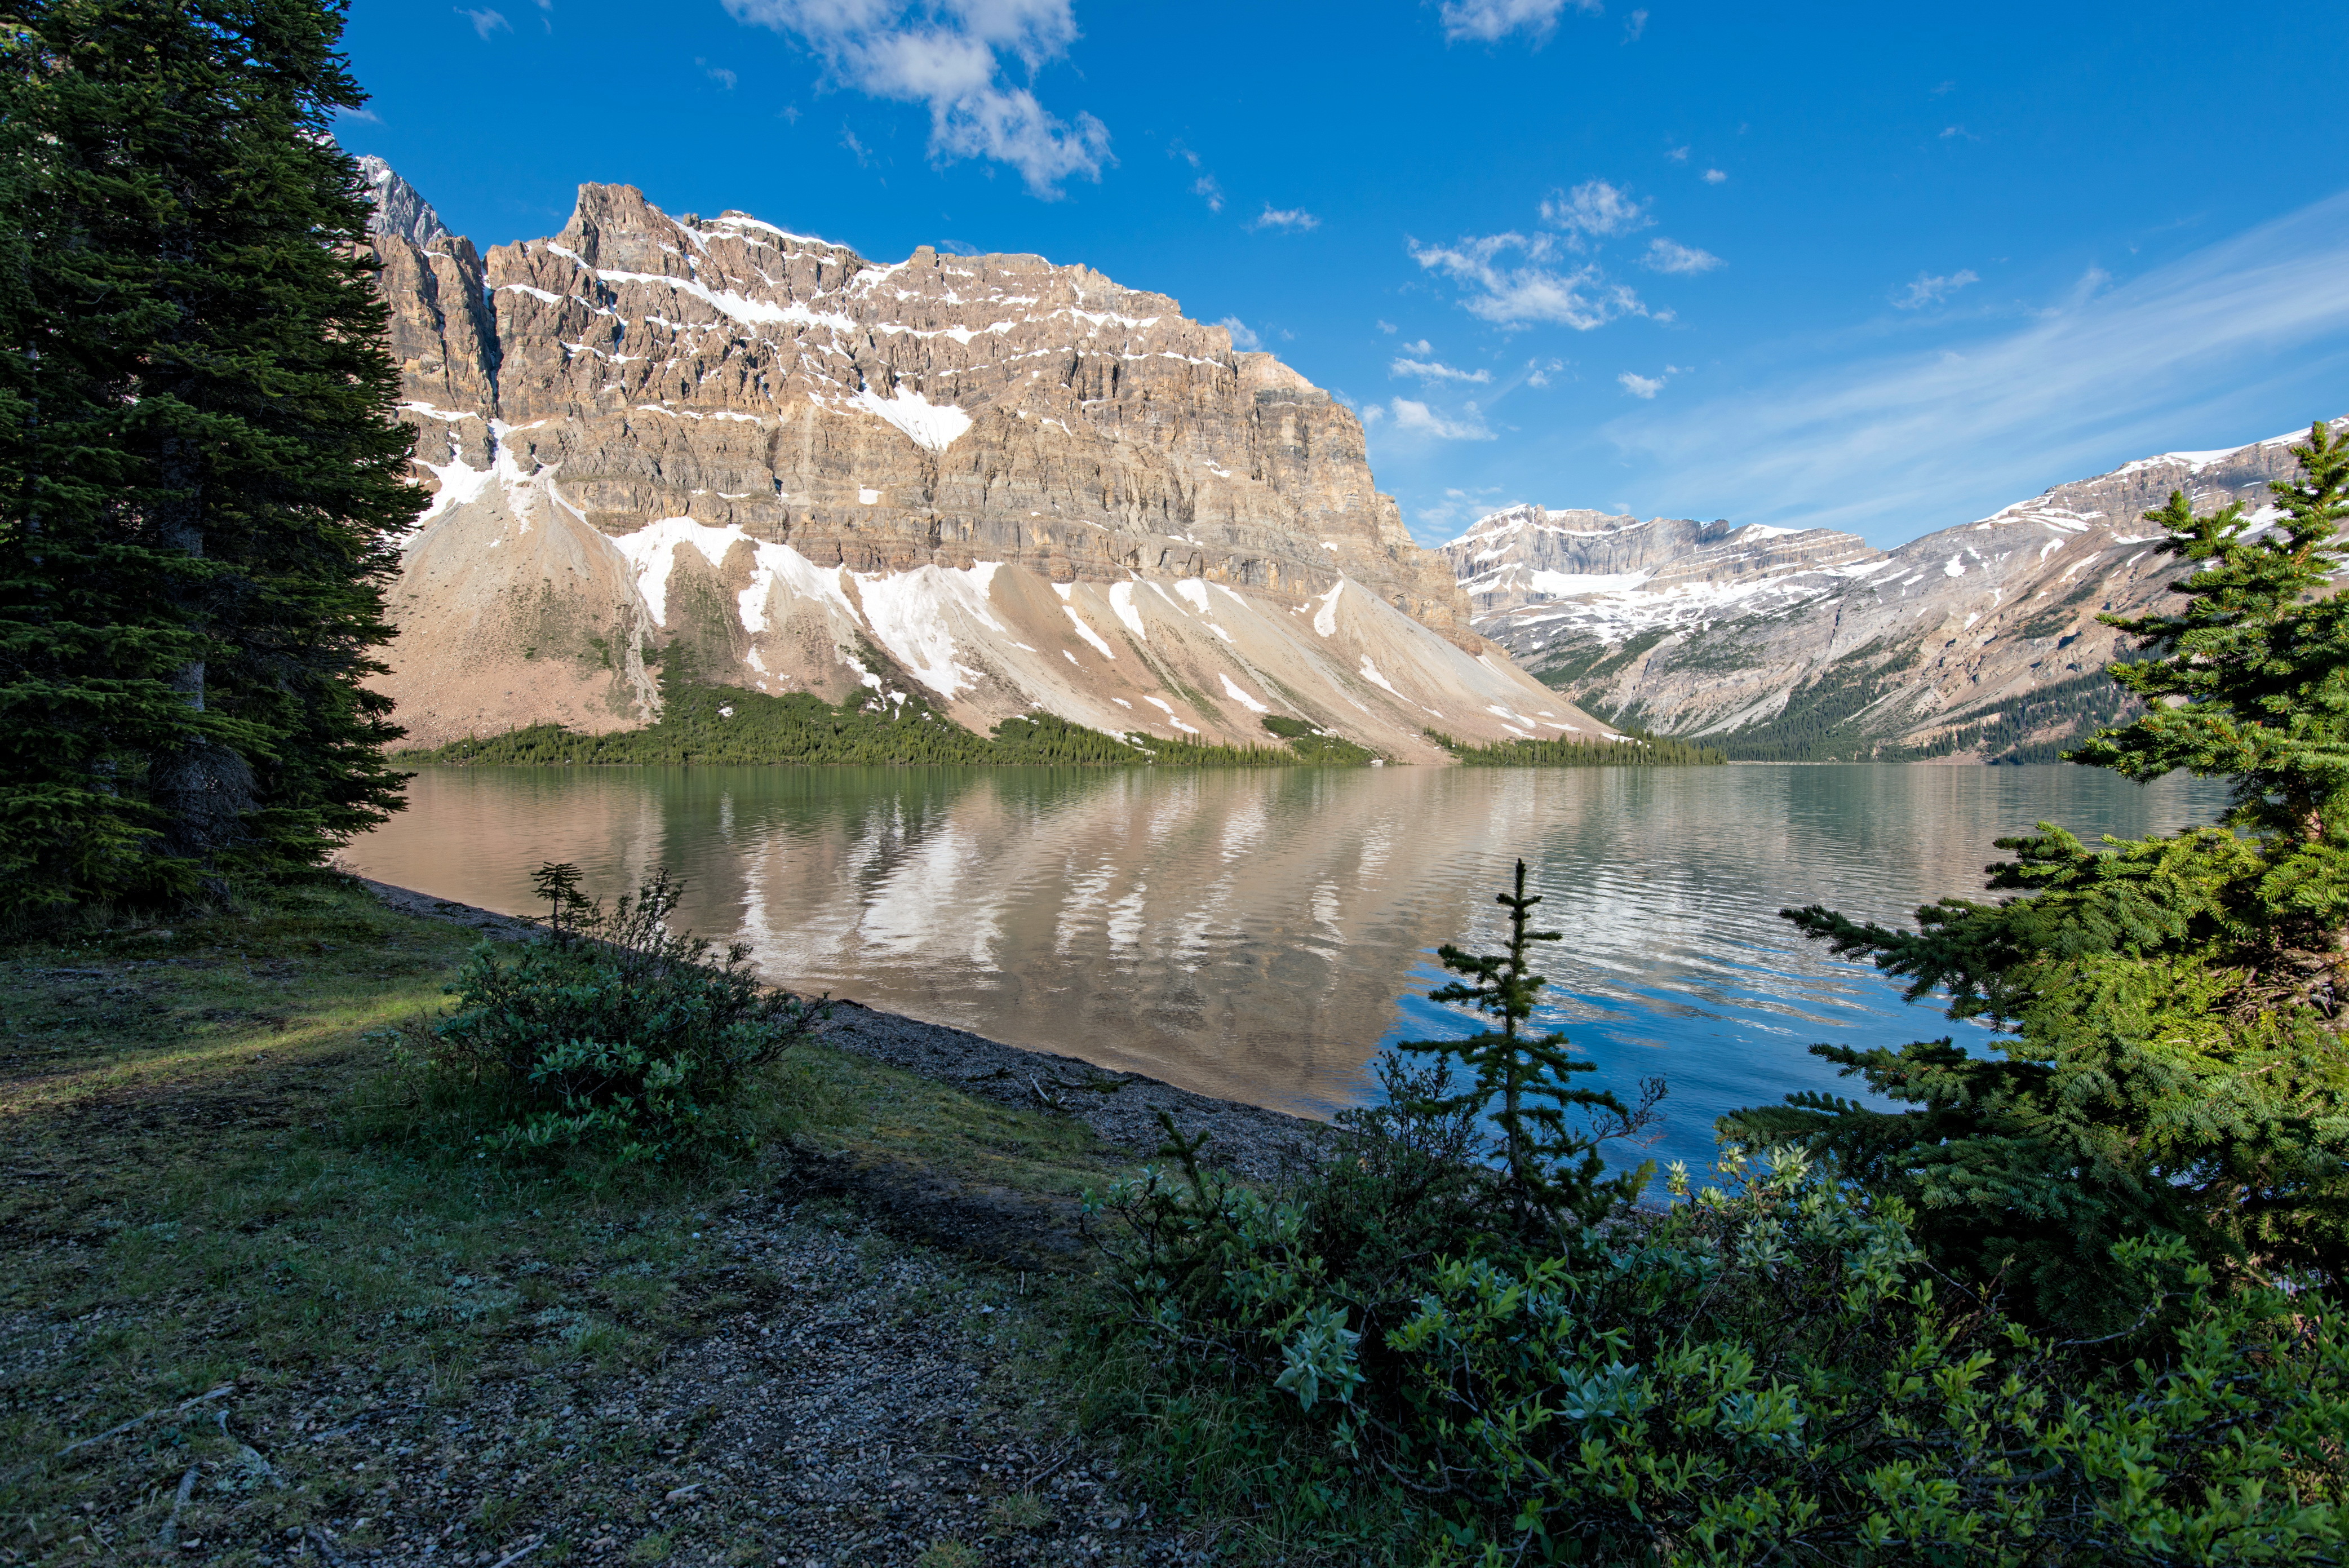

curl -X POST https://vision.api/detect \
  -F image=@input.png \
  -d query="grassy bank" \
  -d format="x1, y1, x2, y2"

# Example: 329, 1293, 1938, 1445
0, 882, 1169, 1566
402, 670, 1371, 770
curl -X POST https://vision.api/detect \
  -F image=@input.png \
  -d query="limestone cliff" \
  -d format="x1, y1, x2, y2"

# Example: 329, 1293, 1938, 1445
360, 161, 1598, 758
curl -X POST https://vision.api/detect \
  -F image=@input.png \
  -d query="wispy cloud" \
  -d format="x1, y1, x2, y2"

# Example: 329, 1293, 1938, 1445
939, 238, 978, 256
1619, 371, 1666, 398
1386, 398, 1496, 439
1217, 316, 1262, 351
1540, 178, 1648, 241
1940, 125, 1979, 141
1438, 0, 1596, 43
455, 7, 509, 38
1621, 8, 1647, 41
721, 0, 1109, 197
339, 105, 384, 124
1604, 190, 2349, 541
1893, 269, 1979, 309
1643, 237, 1722, 274
1248, 205, 1319, 232
1410, 232, 1653, 329
1701, 167, 1727, 184
1391, 357, 1492, 384
1376, 319, 1399, 334
699, 57, 738, 88
1171, 143, 1224, 212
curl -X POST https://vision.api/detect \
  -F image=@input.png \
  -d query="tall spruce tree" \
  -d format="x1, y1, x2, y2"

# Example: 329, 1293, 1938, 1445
1727, 424, 2349, 1329
0, 0, 418, 910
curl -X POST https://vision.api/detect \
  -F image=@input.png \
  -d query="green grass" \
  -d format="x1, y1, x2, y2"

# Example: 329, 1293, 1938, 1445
0, 879, 1131, 1562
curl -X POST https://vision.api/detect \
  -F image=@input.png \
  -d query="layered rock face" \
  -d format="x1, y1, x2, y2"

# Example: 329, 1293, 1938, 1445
362, 162, 1596, 758
1449, 507, 1887, 637
1456, 427, 2338, 758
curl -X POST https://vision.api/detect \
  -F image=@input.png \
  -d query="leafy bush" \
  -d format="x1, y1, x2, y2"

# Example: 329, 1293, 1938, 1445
416, 863, 821, 1162
1094, 1132, 2349, 1563
1086, 863, 2349, 1561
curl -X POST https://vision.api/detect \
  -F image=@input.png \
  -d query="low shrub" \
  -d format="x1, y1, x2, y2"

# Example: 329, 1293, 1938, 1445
1084, 866, 2349, 1563
413, 863, 822, 1162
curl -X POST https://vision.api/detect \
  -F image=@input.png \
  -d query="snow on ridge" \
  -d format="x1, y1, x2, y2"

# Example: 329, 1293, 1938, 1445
850, 384, 975, 453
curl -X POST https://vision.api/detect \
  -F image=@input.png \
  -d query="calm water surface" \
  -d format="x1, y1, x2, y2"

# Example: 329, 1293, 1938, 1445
347, 764, 2230, 1173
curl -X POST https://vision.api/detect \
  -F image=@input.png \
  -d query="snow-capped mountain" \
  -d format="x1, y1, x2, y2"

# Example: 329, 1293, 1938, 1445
1450, 426, 2337, 760
362, 162, 1610, 758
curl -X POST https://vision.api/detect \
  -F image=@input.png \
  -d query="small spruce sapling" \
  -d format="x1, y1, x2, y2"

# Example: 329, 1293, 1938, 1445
531, 861, 593, 941
1399, 859, 1661, 1234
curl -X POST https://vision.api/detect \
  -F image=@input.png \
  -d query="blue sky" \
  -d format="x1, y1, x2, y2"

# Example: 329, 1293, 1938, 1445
338, 0, 2349, 547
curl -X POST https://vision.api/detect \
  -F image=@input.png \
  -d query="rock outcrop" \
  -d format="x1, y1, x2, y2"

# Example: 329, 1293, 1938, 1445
361, 161, 1598, 758
1451, 426, 2341, 760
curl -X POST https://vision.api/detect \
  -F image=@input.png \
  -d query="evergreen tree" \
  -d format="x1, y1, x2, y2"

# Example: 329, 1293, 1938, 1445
1727, 426, 2349, 1328
0, 0, 418, 909
1399, 860, 1660, 1237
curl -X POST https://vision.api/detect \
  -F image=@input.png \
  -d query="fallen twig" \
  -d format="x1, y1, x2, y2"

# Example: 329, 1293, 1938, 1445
157, 1465, 199, 1548
47, 1383, 236, 1463
490, 1537, 544, 1568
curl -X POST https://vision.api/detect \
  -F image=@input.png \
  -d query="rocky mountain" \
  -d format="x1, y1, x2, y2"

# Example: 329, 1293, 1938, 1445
361, 160, 1608, 760
1447, 426, 2339, 761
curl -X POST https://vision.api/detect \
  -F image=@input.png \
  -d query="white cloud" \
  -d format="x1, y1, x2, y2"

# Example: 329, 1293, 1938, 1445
1216, 316, 1262, 351
939, 238, 978, 255
1540, 178, 1649, 239
1603, 189, 2349, 542
1171, 143, 1223, 212
339, 106, 384, 124
1410, 232, 1652, 330
1439, 0, 1596, 43
1388, 398, 1496, 440
1665, 144, 1689, 163
1701, 167, 1727, 184
1376, 319, 1399, 334
1526, 356, 1564, 386
1248, 205, 1319, 232
1893, 269, 1979, 309
1642, 237, 1722, 274
721, 0, 1109, 197
1622, 7, 1647, 41
702, 60, 738, 88
456, 6, 509, 37
1402, 338, 1433, 353
1619, 371, 1670, 398
1391, 357, 1492, 384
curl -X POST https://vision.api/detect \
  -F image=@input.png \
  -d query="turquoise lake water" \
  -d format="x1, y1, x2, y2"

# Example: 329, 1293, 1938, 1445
348, 763, 2232, 1175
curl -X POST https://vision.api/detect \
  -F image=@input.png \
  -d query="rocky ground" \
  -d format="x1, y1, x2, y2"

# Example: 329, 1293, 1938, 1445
4, 882, 1331, 1567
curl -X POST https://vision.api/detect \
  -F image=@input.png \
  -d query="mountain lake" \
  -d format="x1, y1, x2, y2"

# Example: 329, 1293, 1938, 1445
347, 763, 2232, 1176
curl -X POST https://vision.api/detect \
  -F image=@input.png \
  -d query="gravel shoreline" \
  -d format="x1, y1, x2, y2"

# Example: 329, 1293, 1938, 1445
353, 876, 1331, 1182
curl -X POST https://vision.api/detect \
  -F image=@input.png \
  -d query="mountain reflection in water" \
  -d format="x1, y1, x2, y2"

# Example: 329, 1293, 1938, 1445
347, 764, 2229, 1173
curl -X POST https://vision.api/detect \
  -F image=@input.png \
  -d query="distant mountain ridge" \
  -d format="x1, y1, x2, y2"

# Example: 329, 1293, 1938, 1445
358, 160, 1615, 760
1447, 424, 2341, 761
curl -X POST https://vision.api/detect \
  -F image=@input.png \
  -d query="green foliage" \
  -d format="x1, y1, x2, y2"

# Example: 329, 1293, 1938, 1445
404, 662, 1351, 769
1093, 1132, 2349, 1564
1398, 859, 1661, 1234
0, 0, 419, 911
414, 867, 821, 1162
1730, 427, 2349, 1327
1428, 727, 1725, 767
1259, 713, 1380, 764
